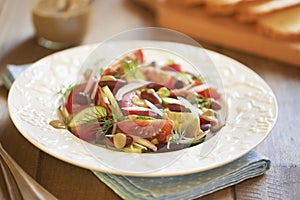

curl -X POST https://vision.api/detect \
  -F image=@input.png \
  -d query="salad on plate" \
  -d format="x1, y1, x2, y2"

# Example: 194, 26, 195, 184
55, 49, 223, 153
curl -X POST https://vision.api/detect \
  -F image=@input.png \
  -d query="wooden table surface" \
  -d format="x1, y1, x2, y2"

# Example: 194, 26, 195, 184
1, 0, 300, 199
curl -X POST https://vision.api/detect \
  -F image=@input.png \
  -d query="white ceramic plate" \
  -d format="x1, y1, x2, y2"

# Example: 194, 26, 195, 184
8, 43, 277, 177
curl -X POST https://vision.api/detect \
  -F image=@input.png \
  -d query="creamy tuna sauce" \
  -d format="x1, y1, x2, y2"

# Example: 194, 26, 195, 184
32, 0, 91, 45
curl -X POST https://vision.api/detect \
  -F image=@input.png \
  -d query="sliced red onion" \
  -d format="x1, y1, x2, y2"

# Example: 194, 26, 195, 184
177, 97, 199, 118
144, 100, 163, 116
115, 80, 149, 101
189, 84, 208, 93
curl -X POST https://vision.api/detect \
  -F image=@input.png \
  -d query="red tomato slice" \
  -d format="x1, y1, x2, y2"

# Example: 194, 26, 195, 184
65, 90, 74, 114
161, 63, 182, 72
156, 120, 173, 143
133, 49, 144, 64
103, 67, 112, 75
103, 65, 124, 76
193, 80, 203, 86
199, 88, 221, 100
190, 85, 221, 100
117, 119, 173, 142
65, 82, 95, 114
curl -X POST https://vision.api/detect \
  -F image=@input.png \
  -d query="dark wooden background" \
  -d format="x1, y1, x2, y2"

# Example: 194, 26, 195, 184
0, 0, 299, 199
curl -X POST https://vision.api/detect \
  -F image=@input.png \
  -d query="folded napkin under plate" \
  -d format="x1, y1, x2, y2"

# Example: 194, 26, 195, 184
2, 64, 271, 200
0, 64, 31, 89
94, 150, 270, 200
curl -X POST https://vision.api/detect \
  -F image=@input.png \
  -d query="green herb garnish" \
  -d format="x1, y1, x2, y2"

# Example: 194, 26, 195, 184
194, 75, 204, 82
81, 113, 115, 135
189, 97, 211, 109
96, 117, 115, 135
122, 58, 138, 72
135, 116, 155, 120
57, 84, 77, 101
169, 130, 186, 144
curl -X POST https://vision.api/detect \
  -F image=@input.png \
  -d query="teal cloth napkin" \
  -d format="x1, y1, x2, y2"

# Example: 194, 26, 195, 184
0, 64, 30, 89
2, 64, 271, 200
94, 151, 270, 200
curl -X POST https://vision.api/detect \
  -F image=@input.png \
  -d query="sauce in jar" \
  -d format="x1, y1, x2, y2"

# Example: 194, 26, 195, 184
32, 0, 91, 49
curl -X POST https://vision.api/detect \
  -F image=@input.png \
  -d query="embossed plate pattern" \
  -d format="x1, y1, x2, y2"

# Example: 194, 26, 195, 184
8, 43, 277, 177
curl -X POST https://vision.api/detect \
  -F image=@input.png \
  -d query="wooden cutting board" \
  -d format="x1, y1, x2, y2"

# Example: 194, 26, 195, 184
154, 1, 300, 67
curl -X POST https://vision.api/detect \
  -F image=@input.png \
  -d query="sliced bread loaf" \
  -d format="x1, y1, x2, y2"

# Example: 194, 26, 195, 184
204, 0, 262, 15
257, 5, 300, 41
237, 0, 300, 23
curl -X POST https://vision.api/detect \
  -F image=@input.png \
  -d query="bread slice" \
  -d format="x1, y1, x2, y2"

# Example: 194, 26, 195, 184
203, 0, 263, 15
257, 6, 300, 41
237, 0, 300, 23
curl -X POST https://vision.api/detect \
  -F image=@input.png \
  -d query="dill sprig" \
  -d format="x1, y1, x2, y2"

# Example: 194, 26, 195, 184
57, 84, 76, 97
80, 108, 115, 135
56, 84, 77, 102
169, 130, 186, 144
96, 118, 115, 135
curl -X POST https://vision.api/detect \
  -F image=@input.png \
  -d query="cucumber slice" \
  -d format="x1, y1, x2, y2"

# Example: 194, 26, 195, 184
123, 145, 146, 153
69, 106, 106, 128
190, 135, 206, 147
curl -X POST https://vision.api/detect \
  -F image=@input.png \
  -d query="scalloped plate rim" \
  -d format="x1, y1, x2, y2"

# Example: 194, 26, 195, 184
7, 43, 278, 177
